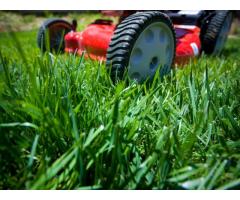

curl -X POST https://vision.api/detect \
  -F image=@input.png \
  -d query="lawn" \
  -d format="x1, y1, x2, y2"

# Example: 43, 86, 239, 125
0, 12, 240, 189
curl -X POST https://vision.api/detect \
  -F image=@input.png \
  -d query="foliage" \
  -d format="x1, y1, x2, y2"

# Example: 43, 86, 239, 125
0, 15, 240, 189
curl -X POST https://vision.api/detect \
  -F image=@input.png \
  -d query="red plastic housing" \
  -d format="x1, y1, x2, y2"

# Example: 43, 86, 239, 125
174, 25, 201, 65
65, 23, 116, 60
64, 22, 201, 65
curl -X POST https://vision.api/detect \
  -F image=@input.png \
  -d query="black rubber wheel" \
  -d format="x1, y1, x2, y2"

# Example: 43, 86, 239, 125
37, 18, 72, 53
200, 11, 233, 55
106, 11, 176, 83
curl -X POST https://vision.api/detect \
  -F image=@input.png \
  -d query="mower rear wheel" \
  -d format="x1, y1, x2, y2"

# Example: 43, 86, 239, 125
106, 11, 176, 83
201, 11, 233, 55
37, 18, 72, 53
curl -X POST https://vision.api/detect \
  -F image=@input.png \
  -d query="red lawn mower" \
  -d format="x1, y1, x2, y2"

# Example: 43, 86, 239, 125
37, 10, 233, 83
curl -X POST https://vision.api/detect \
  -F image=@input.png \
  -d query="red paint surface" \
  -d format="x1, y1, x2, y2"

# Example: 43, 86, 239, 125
174, 25, 201, 65
65, 23, 116, 60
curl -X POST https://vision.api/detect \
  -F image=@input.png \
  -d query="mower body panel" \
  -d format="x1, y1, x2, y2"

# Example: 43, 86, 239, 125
175, 25, 201, 65
64, 23, 201, 65
65, 23, 116, 60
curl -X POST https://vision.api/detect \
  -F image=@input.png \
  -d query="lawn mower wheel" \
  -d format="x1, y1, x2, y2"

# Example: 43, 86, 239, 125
201, 11, 233, 55
106, 11, 176, 83
37, 18, 73, 53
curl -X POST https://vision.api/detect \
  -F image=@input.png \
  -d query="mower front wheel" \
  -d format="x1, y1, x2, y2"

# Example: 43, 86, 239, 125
106, 11, 176, 83
37, 18, 73, 53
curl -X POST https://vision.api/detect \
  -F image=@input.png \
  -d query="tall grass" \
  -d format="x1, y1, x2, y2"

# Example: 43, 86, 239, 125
0, 29, 240, 189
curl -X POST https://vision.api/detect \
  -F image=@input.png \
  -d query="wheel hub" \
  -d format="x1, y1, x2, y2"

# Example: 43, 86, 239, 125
128, 22, 174, 82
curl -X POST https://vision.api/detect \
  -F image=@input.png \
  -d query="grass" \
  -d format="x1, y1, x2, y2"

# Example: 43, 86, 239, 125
0, 12, 240, 189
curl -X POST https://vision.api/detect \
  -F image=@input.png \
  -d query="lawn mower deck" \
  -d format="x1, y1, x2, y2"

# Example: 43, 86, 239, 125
64, 22, 201, 65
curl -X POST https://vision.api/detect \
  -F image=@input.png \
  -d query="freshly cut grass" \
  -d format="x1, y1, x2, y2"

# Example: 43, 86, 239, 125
0, 20, 240, 189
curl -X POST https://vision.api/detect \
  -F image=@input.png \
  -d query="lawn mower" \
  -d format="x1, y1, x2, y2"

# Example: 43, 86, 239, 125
37, 10, 233, 83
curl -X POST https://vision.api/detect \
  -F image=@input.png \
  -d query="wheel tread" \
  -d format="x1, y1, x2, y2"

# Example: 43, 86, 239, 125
201, 11, 232, 54
37, 18, 72, 53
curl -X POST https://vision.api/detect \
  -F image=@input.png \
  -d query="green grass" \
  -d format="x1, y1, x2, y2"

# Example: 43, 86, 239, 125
0, 13, 240, 189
